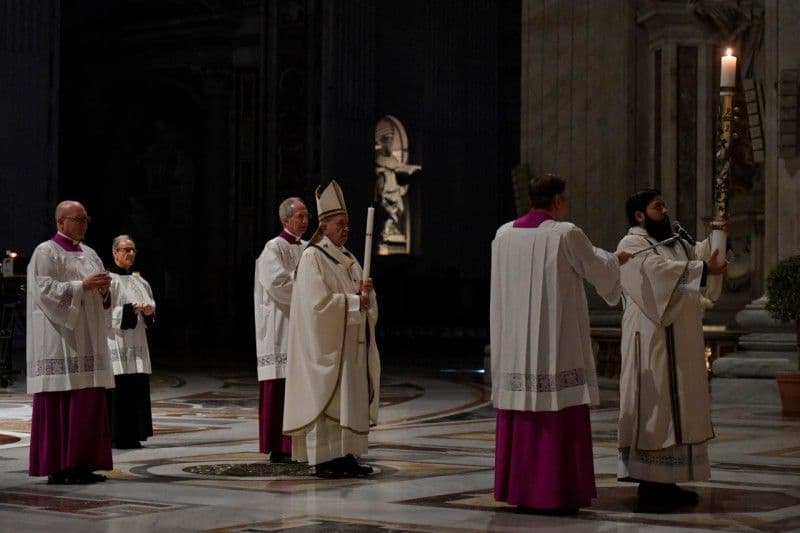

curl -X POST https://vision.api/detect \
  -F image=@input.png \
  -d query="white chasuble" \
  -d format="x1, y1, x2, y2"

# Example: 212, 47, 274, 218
490, 220, 621, 412
283, 236, 380, 465
254, 236, 304, 381
26, 241, 115, 393
616, 226, 715, 482
108, 272, 155, 375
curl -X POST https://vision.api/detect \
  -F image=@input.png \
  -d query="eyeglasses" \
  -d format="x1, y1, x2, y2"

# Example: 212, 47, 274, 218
63, 216, 91, 224
116, 247, 137, 254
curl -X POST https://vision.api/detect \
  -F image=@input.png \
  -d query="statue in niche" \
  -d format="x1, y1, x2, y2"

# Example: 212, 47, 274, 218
374, 117, 421, 254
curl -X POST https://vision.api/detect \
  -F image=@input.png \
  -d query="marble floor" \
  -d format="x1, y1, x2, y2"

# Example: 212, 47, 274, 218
0, 366, 798, 532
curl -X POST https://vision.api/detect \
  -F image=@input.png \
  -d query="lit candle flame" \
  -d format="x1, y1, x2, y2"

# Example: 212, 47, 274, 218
725, 48, 733, 57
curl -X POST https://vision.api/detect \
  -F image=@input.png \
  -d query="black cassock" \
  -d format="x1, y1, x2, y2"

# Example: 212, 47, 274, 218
106, 265, 154, 449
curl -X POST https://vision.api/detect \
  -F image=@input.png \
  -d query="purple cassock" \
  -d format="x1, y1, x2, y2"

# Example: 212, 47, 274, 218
257, 229, 297, 457
259, 380, 292, 455
29, 388, 113, 476
493, 211, 597, 510
28, 234, 113, 477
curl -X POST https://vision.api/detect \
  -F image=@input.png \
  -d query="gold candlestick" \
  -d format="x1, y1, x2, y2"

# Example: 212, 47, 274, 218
707, 49, 737, 302
714, 48, 737, 224
714, 89, 734, 221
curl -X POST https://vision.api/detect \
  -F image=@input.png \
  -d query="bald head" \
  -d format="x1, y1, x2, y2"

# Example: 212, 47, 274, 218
55, 200, 90, 241
55, 200, 85, 222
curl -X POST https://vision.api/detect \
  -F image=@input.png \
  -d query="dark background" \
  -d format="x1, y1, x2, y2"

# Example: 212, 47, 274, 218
0, 0, 520, 369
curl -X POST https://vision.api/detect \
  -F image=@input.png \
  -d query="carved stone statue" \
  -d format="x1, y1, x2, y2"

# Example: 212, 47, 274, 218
375, 130, 421, 251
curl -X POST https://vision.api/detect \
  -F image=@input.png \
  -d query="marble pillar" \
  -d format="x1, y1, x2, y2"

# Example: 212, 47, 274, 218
637, 1, 766, 327
712, 0, 800, 407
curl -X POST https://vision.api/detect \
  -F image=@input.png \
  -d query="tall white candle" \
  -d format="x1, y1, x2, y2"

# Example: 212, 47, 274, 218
362, 207, 374, 281
720, 48, 737, 88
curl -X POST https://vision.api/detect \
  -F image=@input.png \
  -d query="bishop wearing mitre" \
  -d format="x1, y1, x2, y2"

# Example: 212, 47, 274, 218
283, 180, 381, 479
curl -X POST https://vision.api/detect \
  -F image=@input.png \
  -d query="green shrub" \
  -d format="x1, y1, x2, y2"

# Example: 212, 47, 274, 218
766, 255, 800, 370
766, 255, 800, 324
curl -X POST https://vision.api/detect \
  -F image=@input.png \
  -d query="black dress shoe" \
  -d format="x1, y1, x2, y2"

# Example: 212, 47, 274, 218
342, 454, 373, 476
47, 472, 68, 485
638, 482, 698, 509
517, 507, 579, 516
86, 472, 108, 483
269, 451, 295, 464
314, 459, 346, 479
113, 441, 142, 449
70, 468, 108, 484
665, 484, 699, 505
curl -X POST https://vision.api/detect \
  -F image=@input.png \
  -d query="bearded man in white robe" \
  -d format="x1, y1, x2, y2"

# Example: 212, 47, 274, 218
283, 180, 380, 479
616, 189, 727, 508
254, 197, 309, 463
27, 200, 115, 484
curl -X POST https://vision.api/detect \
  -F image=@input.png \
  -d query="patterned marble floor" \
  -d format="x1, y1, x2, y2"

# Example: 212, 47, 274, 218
0, 367, 798, 532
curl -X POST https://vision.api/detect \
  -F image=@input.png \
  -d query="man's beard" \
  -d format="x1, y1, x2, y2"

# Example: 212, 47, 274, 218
644, 214, 676, 245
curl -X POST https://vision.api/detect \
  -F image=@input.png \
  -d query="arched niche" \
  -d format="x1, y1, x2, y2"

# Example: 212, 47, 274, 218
375, 115, 409, 164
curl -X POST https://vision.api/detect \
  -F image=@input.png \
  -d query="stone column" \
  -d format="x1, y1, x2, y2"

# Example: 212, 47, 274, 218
637, 1, 723, 290
712, 0, 800, 406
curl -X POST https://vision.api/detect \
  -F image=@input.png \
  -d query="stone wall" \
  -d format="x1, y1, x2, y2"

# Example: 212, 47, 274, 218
520, 0, 636, 254
764, 0, 800, 269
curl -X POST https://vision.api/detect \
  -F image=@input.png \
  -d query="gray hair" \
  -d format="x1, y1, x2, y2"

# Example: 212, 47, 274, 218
279, 197, 304, 222
112, 234, 134, 252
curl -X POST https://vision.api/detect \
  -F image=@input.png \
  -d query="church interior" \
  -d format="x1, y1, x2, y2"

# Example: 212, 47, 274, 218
1, 1, 798, 531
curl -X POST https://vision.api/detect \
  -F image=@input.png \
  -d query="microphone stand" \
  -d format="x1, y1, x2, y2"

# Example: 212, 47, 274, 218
630, 235, 680, 257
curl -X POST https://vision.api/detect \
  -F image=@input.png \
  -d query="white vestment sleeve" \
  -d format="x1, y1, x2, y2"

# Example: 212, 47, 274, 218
562, 227, 621, 306
693, 237, 721, 302
346, 294, 361, 313
109, 277, 124, 329
141, 277, 156, 318
693, 237, 713, 261
31, 246, 85, 331
679, 261, 704, 293
618, 235, 703, 327
260, 242, 295, 306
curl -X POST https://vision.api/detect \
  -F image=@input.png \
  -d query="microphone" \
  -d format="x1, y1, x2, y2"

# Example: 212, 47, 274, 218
672, 220, 696, 245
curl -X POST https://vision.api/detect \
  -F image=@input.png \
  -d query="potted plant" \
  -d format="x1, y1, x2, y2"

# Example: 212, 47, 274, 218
766, 255, 800, 416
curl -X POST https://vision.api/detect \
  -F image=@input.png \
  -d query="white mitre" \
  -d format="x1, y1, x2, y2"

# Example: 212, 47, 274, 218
310, 179, 348, 244
316, 179, 347, 221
